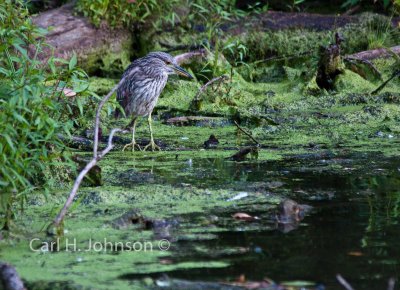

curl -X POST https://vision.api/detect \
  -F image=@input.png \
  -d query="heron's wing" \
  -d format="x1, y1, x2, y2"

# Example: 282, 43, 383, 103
116, 66, 140, 105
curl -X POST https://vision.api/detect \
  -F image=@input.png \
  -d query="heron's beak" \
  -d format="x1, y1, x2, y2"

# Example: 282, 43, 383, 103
173, 64, 193, 79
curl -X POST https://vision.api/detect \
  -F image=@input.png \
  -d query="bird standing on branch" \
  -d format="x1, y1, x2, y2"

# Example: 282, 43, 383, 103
115, 52, 193, 151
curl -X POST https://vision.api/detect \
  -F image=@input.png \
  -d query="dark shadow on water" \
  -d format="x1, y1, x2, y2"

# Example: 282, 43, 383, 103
116, 152, 400, 289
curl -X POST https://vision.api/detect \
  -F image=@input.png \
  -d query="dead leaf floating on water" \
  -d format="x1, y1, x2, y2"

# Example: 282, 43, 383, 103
348, 251, 363, 256
232, 212, 260, 221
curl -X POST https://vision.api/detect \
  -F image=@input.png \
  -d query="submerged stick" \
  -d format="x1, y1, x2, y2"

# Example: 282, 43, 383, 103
336, 274, 355, 290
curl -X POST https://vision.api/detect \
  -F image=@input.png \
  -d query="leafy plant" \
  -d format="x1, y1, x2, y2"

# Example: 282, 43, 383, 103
341, 0, 392, 9
75, 0, 180, 28
0, 0, 93, 228
365, 14, 400, 49
287, 0, 306, 12
183, 0, 263, 79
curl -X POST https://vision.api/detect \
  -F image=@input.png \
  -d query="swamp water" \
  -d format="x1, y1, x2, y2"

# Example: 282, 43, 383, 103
1, 149, 400, 289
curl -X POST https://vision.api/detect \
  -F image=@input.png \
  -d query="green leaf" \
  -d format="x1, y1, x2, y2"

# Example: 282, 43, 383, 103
76, 98, 83, 115
2, 134, 15, 151
12, 112, 29, 125
69, 52, 77, 70
13, 44, 28, 58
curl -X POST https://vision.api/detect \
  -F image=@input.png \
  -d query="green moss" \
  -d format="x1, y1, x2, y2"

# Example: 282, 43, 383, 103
89, 77, 118, 95
80, 33, 133, 77
334, 69, 376, 92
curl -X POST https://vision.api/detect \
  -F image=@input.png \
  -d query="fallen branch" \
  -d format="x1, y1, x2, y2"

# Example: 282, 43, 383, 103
193, 75, 229, 101
233, 120, 260, 146
346, 45, 400, 61
336, 274, 355, 290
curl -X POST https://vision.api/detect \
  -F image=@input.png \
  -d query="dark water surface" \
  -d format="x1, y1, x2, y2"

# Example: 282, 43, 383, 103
119, 152, 400, 289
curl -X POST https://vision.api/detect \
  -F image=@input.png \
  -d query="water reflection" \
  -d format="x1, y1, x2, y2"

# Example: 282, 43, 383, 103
117, 152, 400, 289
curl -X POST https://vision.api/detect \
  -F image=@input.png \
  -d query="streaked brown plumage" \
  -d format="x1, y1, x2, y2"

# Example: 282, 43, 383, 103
115, 52, 193, 151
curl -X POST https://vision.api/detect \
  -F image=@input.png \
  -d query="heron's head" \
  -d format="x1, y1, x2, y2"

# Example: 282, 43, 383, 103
147, 52, 193, 79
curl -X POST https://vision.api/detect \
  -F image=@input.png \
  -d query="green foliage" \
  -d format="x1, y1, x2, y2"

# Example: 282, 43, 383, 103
341, 0, 392, 9
286, 0, 306, 12
182, 1, 265, 79
0, 0, 93, 223
75, 0, 266, 80
365, 14, 400, 49
75, 0, 180, 28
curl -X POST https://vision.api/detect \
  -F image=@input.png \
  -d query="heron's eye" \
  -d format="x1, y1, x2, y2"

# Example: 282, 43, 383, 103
165, 61, 171, 65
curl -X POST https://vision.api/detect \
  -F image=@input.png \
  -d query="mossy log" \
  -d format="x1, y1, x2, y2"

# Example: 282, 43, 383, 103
32, 4, 133, 76
316, 33, 345, 90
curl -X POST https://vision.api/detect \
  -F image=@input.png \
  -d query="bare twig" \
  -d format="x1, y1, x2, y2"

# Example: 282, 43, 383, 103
233, 120, 260, 146
51, 128, 127, 229
50, 70, 133, 231
193, 75, 228, 101
93, 77, 125, 157
336, 274, 355, 290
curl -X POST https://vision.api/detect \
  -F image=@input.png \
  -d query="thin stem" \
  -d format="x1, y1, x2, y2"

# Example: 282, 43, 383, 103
93, 71, 134, 157
233, 120, 260, 146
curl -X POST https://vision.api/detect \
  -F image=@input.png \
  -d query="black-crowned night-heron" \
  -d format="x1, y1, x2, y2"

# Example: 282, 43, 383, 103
115, 52, 193, 151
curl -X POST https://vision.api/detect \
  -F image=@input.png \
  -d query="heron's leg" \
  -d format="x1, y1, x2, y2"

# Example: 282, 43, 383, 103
143, 113, 161, 151
122, 118, 141, 152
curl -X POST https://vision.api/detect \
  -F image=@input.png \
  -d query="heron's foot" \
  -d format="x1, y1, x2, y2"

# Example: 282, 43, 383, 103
143, 141, 161, 152
122, 142, 142, 152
